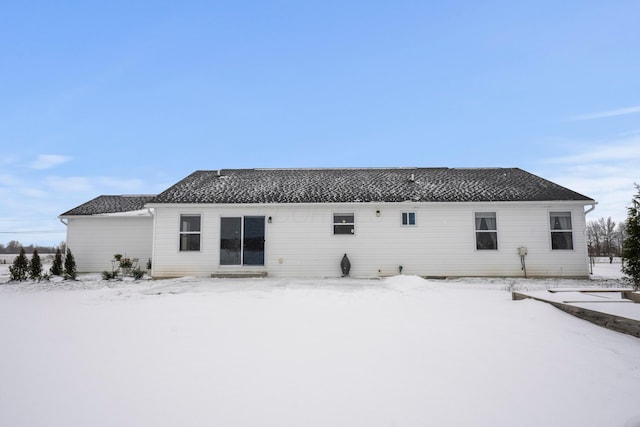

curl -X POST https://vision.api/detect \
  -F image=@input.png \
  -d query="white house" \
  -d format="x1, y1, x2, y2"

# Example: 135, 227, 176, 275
60, 168, 596, 279
60, 195, 155, 273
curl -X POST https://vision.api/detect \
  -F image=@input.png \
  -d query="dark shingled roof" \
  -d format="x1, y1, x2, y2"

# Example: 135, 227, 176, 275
61, 195, 156, 216
149, 168, 594, 204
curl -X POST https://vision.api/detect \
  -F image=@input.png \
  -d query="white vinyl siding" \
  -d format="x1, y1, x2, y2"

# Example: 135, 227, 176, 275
149, 202, 590, 279
65, 216, 153, 273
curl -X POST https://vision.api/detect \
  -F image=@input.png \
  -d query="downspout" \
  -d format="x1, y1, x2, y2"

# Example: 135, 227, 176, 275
147, 207, 156, 277
584, 202, 597, 275
584, 202, 597, 216
58, 217, 68, 252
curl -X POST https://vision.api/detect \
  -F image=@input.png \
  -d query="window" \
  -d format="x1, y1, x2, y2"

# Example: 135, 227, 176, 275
475, 212, 497, 250
333, 213, 355, 235
179, 215, 201, 251
550, 212, 573, 250
402, 212, 416, 225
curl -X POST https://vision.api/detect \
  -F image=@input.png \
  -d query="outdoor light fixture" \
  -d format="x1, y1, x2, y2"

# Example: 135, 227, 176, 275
376, 210, 380, 217
268, 216, 272, 223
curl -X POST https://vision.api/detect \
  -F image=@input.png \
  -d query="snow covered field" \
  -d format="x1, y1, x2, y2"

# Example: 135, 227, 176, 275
1, 263, 639, 427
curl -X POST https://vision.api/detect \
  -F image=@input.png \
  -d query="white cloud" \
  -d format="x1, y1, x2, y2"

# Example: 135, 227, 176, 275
97, 177, 145, 192
45, 176, 93, 193
0, 167, 155, 246
0, 155, 19, 166
617, 129, 640, 137
29, 154, 71, 170
20, 188, 48, 198
539, 135, 640, 223
0, 174, 22, 186
42, 175, 150, 196
569, 106, 640, 121
546, 136, 640, 164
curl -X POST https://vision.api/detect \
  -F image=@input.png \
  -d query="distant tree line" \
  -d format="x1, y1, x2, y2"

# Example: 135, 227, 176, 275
0, 240, 65, 254
587, 217, 626, 257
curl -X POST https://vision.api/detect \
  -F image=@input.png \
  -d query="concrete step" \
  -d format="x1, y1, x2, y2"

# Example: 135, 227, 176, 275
211, 272, 268, 279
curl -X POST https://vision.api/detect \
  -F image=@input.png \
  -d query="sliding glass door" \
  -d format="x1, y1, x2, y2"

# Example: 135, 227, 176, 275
220, 216, 265, 266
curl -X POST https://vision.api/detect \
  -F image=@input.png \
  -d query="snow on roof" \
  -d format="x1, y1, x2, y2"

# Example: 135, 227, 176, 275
60, 168, 595, 215
150, 167, 595, 204
60, 195, 156, 216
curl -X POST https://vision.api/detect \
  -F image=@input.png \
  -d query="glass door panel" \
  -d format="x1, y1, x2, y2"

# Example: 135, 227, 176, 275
243, 216, 265, 266
220, 217, 242, 265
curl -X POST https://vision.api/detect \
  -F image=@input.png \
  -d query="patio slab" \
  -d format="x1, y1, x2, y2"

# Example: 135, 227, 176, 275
513, 288, 640, 338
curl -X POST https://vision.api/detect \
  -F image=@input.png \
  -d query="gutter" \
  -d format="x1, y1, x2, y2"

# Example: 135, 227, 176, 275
584, 201, 598, 216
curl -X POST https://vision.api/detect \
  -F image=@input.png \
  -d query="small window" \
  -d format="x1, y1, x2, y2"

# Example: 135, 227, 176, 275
333, 213, 355, 235
402, 212, 416, 225
550, 212, 573, 250
179, 214, 201, 251
475, 212, 497, 250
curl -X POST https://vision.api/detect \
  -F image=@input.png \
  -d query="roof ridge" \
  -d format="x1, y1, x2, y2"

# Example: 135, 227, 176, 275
252, 167, 422, 170
199, 167, 521, 173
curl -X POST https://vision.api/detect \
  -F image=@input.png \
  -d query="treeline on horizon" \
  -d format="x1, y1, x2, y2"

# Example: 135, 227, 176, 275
0, 240, 65, 254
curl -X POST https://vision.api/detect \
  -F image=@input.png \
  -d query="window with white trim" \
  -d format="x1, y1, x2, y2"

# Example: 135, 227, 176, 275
402, 212, 416, 225
179, 214, 201, 251
550, 212, 573, 250
475, 212, 497, 250
333, 213, 355, 235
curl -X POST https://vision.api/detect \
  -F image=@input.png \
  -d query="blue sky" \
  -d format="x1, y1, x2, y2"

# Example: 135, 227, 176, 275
1, 0, 639, 246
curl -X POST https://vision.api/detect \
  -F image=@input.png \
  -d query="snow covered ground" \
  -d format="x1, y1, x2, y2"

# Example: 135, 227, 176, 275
1, 263, 639, 427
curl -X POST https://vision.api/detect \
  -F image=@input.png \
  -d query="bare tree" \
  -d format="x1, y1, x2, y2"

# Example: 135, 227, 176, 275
616, 221, 627, 257
587, 220, 604, 255
6, 240, 21, 253
599, 217, 617, 256
587, 217, 620, 257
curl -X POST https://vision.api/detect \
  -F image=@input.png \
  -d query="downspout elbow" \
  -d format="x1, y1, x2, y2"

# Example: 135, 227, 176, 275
59, 218, 68, 226
584, 202, 597, 216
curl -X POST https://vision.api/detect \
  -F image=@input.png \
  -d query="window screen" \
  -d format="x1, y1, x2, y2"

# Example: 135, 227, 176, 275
550, 212, 573, 250
475, 212, 497, 250
179, 215, 201, 251
333, 214, 354, 235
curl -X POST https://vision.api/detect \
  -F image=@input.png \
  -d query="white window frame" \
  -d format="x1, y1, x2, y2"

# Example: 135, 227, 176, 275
549, 211, 574, 250
219, 215, 266, 266
333, 213, 355, 235
179, 214, 202, 252
401, 212, 416, 226
474, 211, 498, 251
